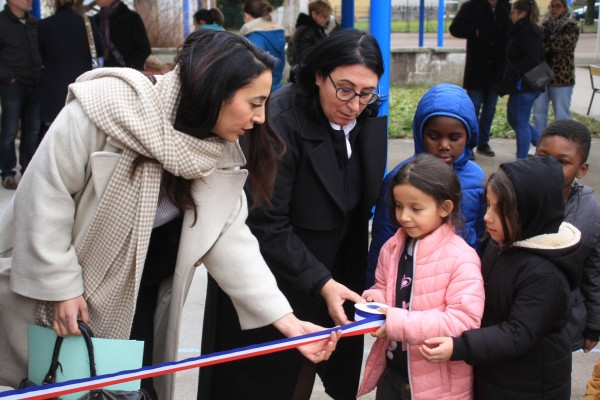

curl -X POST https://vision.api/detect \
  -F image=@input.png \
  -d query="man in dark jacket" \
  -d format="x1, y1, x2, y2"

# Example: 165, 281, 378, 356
0, 0, 42, 190
449, 0, 510, 158
93, 0, 151, 71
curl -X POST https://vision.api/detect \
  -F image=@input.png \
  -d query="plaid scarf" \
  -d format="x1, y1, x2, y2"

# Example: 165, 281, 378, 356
35, 67, 226, 339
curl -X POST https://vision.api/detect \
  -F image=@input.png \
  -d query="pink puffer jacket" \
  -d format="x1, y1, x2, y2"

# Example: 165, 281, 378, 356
357, 223, 485, 399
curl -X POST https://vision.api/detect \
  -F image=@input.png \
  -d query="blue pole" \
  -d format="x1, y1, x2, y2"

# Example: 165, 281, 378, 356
437, 0, 444, 47
370, 0, 391, 121
341, 0, 354, 29
419, 0, 424, 47
32, 0, 41, 19
183, 0, 190, 38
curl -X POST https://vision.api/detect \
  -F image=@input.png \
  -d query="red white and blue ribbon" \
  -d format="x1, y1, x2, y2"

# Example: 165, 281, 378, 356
0, 309, 385, 400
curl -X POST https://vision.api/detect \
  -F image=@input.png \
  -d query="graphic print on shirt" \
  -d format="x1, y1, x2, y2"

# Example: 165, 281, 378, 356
387, 248, 414, 365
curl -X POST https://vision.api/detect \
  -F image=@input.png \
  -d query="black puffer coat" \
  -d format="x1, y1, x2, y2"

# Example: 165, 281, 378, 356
452, 157, 582, 400
291, 12, 327, 65
498, 17, 543, 95
449, 0, 511, 90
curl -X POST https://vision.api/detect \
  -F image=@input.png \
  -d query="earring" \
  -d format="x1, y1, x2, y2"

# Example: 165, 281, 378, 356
217, 111, 222, 122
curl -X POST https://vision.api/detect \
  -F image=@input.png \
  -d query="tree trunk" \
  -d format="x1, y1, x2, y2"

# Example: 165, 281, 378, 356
135, 0, 184, 47
585, 0, 595, 26
282, 0, 299, 37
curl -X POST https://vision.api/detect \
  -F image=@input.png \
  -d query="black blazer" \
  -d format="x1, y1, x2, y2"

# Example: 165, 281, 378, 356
92, 2, 150, 70
244, 83, 387, 317
449, 0, 511, 90
38, 7, 104, 122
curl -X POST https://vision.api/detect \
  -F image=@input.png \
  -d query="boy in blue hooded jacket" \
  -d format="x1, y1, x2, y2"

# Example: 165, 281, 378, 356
367, 84, 486, 287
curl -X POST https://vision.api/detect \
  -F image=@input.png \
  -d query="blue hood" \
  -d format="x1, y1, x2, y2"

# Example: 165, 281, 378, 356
412, 84, 479, 171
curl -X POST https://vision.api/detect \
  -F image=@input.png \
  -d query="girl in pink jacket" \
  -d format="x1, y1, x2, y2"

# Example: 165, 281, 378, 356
358, 154, 485, 400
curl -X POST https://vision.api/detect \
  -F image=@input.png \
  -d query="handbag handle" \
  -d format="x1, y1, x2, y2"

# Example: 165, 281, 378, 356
42, 321, 98, 384
83, 15, 99, 69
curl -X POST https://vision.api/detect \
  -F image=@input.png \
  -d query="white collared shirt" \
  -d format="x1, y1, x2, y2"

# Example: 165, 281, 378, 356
329, 119, 357, 158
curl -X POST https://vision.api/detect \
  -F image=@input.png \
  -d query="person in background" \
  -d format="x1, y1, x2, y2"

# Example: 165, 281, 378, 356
367, 84, 486, 288
498, 0, 543, 159
239, 0, 285, 92
93, 0, 151, 70
535, 120, 600, 354
289, 0, 332, 67
199, 29, 387, 400
193, 8, 225, 31
144, 55, 171, 75
449, 0, 510, 158
38, 0, 104, 145
531, 0, 579, 143
0, 0, 43, 190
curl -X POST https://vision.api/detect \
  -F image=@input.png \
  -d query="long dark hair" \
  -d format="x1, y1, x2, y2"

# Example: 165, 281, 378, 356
387, 154, 464, 233
485, 169, 522, 249
291, 29, 384, 119
133, 30, 285, 224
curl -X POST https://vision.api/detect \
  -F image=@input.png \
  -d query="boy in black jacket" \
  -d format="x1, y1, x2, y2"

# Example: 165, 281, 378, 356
536, 119, 600, 352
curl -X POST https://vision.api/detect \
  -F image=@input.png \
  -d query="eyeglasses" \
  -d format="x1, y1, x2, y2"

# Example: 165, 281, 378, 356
328, 75, 380, 105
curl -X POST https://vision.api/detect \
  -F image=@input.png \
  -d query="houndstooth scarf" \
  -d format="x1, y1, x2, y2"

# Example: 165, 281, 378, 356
35, 67, 227, 339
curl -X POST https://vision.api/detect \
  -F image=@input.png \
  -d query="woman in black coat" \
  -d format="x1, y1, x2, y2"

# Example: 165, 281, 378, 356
449, 0, 510, 156
289, 0, 332, 66
38, 0, 104, 139
422, 156, 581, 399
498, 0, 544, 159
92, 0, 151, 71
198, 29, 387, 400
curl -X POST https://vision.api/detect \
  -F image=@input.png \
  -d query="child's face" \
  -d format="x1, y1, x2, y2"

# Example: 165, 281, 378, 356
484, 185, 507, 243
393, 184, 451, 240
422, 116, 468, 165
535, 136, 588, 201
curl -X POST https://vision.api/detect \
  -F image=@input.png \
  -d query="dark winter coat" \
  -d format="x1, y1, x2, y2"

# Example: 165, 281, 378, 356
292, 12, 327, 65
449, 0, 511, 90
198, 82, 387, 399
38, 7, 104, 122
0, 4, 42, 85
498, 17, 543, 95
92, 2, 150, 70
564, 183, 600, 350
451, 157, 582, 400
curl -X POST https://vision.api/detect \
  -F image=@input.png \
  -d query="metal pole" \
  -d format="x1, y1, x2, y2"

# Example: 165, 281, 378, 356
341, 0, 355, 29
437, 0, 444, 46
419, 0, 424, 46
184, 0, 190, 38
370, 0, 391, 120
32, 0, 41, 19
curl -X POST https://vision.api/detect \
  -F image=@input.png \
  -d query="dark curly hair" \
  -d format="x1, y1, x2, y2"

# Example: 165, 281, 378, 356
539, 119, 592, 163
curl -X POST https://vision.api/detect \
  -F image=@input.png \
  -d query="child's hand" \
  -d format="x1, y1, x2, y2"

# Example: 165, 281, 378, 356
365, 296, 374, 302
371, 308, 388, 339
419, 337, 453, 363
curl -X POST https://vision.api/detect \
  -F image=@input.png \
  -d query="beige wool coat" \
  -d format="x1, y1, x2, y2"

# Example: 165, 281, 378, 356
0, 99, 292, 399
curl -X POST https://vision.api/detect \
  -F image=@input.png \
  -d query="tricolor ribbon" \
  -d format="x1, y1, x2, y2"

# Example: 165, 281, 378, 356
0, 311, 385, 400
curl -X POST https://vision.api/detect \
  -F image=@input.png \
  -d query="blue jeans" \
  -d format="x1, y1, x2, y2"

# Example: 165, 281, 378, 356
532, 85, 574, 134
0, 81, 40, 178
507, 90, 542, 159
467, 80, 499, 147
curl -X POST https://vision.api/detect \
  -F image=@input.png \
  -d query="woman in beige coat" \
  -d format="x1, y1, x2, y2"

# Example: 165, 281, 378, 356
0, 30, 339, 399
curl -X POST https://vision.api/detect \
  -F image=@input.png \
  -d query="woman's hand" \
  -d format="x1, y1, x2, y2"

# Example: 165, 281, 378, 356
320, 279, 365, 325
272, 313, 342, 363
370, 307, 387, 339
419, 337, 454, 363
53, 295, 89, 337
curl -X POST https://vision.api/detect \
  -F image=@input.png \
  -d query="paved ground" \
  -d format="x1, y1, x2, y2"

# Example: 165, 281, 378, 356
1, 31, 600, 399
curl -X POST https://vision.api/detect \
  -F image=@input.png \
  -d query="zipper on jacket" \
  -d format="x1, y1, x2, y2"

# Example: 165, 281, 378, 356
406, 239, 419, 400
